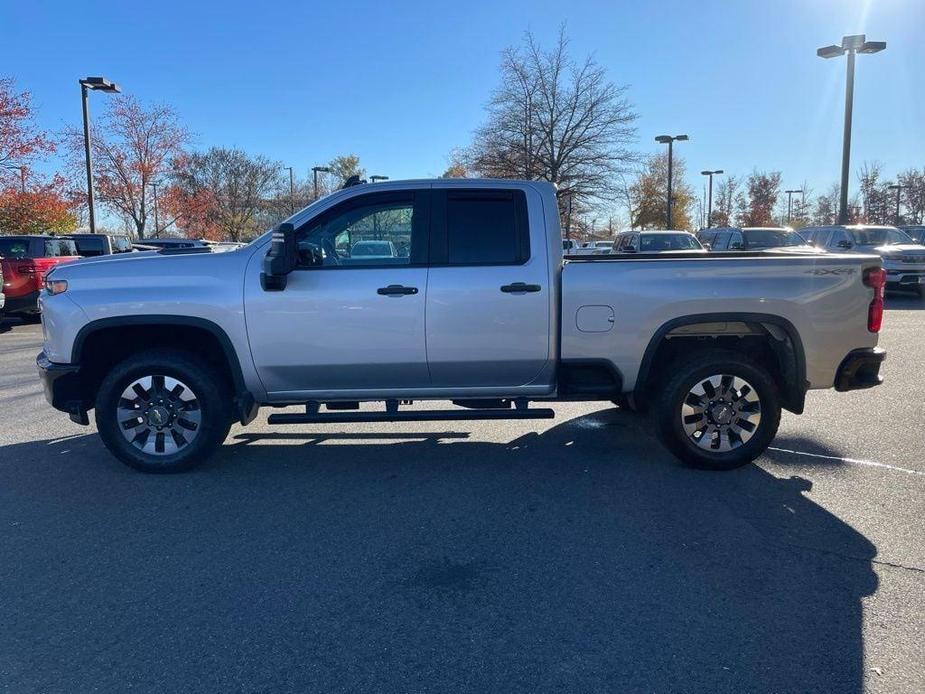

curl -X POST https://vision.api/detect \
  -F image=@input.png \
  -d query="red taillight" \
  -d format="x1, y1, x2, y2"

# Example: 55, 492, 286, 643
863, 267, 886, 333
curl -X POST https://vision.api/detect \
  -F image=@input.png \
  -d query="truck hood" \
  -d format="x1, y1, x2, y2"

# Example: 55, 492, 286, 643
861, 244, 925, 260
46, 244, 252, 282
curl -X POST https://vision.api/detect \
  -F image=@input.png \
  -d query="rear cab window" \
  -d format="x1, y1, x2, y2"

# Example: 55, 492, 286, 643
44, 239, 79, 257
111, 236, 132, 253
72, 237, 106, 256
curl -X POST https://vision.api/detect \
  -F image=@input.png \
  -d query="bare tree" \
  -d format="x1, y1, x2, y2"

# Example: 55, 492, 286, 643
466, 26, 637, 223
167, 147, 280, 242
897, 167, 925, 224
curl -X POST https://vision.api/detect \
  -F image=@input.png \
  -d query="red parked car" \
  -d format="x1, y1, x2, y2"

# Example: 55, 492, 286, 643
0, 236, 80, 322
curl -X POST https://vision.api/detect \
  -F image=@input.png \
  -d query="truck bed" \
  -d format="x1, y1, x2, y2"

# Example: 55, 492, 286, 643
560, 252, 880, 391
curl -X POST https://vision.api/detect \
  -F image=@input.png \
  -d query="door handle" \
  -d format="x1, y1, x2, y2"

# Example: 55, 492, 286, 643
500, 282, 541, 293
377, 284, 419, 296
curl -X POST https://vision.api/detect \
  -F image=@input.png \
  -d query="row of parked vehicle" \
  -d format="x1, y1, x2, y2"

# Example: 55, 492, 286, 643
564, 224, 925, 294
0, 233, 244, 322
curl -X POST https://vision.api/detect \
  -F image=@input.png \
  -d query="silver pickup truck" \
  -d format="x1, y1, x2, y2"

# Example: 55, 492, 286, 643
37, 179, 887, 473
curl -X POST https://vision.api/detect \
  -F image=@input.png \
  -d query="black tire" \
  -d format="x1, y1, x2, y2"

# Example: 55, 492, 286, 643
95, 349, 232, 473
653, 349, 781, 471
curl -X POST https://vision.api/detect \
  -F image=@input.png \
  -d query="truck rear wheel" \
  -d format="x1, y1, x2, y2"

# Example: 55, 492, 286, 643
95, 349, 232, 473
653, 349, 781, 470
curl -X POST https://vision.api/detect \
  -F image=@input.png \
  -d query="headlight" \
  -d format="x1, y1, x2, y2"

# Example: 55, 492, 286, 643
44, 278, 68, 295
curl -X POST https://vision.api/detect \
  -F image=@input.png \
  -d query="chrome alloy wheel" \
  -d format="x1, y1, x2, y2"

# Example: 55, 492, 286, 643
680, 374, 762, 452
117, 375, 202, 456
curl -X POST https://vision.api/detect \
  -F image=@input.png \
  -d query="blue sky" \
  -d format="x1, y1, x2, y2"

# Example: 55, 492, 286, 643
2, 0, 922, 220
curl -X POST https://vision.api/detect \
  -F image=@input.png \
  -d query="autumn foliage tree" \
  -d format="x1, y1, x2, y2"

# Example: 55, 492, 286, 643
629, 152, 695, 230
736, 170, 782, 227
0, 77, 54, 189
0, 174, 77, 233
66, 96, 188, 238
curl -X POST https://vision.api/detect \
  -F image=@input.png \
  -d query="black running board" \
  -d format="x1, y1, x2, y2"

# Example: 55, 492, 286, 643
267, 408, 555, 425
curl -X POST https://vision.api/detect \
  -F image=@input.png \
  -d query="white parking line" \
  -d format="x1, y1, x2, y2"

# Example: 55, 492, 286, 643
768, 447, 924, 476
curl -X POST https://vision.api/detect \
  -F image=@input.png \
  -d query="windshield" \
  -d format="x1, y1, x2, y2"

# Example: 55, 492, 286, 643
742, 229, 806, 249
907, 228, 925, 244
639, 233, 701, 251
849, 227, 913, 246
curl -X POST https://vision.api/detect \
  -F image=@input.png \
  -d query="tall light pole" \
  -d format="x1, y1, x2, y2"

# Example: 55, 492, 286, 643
370, 175, 389, 183
700, 169, 723, 228
817, 34, 886, 225
150, 182, 160, 237
79, 77, 121, 234
888, 184, 903, 224
283, 166, 294, 214
785, 189, 803, 223
656, 135, 688, 229
312, 166, 331, 200
2, 164, 26, 192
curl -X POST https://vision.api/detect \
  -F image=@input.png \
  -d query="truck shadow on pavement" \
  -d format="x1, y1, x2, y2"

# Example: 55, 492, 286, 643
0, 409, 877, 693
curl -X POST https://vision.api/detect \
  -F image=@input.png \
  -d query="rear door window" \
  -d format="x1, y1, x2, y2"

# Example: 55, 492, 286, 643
829, 229, 851, 248
434, 189, 529, 265
711, 231, 731, 250
728, 230, 745, 249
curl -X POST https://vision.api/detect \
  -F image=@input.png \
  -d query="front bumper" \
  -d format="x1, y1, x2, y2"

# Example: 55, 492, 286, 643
36, 351, 89, 425
834, 348, 886, 392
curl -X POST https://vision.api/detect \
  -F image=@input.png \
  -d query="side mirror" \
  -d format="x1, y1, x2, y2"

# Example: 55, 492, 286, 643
261, 223, 297, 291
624, 245, 636, 253
837, 239, 853, 249
730, 242, 744, 250
702, 243, 712, 250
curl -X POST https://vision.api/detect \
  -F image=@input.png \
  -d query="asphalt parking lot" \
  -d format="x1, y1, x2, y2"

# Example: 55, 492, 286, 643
1, 297, 923, 693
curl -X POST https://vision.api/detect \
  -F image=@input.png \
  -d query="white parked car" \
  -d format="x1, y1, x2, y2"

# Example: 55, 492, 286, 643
612, 230, 706, 254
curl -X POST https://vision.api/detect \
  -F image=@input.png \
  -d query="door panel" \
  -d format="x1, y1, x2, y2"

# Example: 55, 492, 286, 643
425, 187, 550, 388
245, 266, 429, 393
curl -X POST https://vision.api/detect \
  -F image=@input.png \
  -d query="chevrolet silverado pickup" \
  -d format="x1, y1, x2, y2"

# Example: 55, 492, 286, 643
36, 179, 886, 473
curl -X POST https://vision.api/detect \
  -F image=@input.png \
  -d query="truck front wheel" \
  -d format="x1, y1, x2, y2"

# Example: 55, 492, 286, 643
654, 350, 781, 470
95, 349, 232, 473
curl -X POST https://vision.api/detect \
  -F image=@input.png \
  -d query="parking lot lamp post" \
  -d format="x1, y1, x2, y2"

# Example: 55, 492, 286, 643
150, 182, 160, 237
283, 166, 294, 214
817, 35, 886, 225
2, 164, 26, 192
888, 184, 903, 224
700, 169, 723, 228
785, 189, 802, 223
312, 166, 331, 200
656, 135, 688, 228
79, 77, 121, 233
